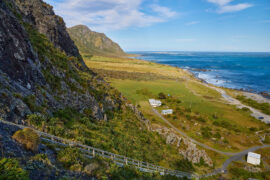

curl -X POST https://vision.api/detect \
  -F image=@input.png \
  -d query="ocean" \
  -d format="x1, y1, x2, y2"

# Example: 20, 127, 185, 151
131, 51, 270, 94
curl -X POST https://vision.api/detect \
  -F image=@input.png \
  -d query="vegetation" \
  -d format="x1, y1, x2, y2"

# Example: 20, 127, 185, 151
0, 158, 29, 180
68, 25, 126, 57
12, 128, 40, 152
26, 107, 192, 172
55, 147, 190, 179
237, 95, 270, 115
229, 166, 270, 180
82, 55, 270, 173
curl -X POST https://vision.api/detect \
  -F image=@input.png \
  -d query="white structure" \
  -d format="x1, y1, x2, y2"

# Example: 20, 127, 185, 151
247, 152, 261, 165
149, 99, 162, 107
161, 109, 173, 115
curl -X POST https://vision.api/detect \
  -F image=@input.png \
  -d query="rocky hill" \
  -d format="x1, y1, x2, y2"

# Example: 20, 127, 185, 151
0, 0, 194, 179
68, 25, 126, 57
0, 0, 120, 124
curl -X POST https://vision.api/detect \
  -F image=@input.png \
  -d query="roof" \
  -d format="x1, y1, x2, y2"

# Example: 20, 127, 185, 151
149, 99, 161, 103
248, 152, 261, 159
162, 109, 173, 112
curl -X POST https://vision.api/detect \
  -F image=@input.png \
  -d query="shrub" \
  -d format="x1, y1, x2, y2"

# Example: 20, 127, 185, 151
26, 114, 46, 128
158, 92, 166, 99
0, 158, 28, 180
12, 128, 40, 152
201, 127, 212, 139
57, 147, 85, 169
197, 117, 206, 123
249, 127, 257, 132
31, 154, 52, 166
185, 108, 191, 113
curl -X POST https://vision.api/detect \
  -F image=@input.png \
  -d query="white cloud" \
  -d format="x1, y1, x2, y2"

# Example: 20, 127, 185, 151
218, 3, 253, 13
207, 0, 253, 13
45, 0, 177, 31
207, 0, 233, 6
151, 4, 178, 18
186, 21, 199, 26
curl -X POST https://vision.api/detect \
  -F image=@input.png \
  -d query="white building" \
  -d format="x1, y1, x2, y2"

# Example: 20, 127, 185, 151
161, 109, 173, 115
247, 152, 261, 165
149, 99, 162, 107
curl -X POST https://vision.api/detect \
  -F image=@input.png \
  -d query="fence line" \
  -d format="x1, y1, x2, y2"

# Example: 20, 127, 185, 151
0, 120, 198, 179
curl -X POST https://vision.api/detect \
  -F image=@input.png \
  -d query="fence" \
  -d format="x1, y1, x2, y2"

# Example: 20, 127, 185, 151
0, 119, 198, 179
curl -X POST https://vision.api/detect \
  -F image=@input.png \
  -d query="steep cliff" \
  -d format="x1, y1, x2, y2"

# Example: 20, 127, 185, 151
0, 0, 121, 123
68, 25, 126, 57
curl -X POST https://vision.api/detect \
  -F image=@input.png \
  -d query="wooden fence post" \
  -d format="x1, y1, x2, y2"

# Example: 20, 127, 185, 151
93, 149, 95, 157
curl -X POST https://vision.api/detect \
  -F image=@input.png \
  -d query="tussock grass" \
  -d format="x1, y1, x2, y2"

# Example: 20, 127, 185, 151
12, 128, 40, 151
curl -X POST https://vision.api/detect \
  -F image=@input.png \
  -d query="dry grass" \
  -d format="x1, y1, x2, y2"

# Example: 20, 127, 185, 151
12, 128, 40, 152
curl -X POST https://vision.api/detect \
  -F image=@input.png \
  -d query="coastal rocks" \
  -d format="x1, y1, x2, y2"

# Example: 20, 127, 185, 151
152, 126, 213, 166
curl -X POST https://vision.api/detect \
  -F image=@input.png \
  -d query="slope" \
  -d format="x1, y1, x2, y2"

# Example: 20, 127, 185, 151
68, 25, 126, 57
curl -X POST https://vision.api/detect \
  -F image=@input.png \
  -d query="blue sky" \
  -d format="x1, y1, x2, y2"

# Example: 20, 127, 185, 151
45, 0, 270, 52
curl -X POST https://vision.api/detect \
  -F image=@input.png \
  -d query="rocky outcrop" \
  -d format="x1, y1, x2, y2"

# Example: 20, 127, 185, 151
153, 126, 213, 166
0, 1, 45, 87
14, 0, 80, 59
0, 0, 122, 123
126, 104, 151, 130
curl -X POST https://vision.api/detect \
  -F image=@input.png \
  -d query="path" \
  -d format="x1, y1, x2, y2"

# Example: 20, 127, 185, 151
152, 108, 270, 177
205, 84, 270, 124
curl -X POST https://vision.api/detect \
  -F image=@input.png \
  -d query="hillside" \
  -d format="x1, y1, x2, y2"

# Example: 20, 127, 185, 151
68, 25, 126, 57
84, 55, 270, 179
0, 0, 196, 179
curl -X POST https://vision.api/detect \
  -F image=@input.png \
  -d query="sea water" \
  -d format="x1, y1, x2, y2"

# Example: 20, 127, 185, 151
131, 52, 270, 94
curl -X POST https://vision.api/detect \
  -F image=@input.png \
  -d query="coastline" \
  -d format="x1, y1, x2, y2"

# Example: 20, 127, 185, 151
130, 54, 270, 102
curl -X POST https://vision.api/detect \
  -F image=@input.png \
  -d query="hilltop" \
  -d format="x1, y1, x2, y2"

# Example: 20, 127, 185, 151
68, 25, 126, 57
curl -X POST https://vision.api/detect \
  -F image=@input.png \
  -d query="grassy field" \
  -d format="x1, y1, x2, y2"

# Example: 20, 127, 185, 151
84, 55, 270, 170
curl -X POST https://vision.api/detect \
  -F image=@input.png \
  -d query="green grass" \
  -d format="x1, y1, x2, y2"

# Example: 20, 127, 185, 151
0, 158, 29, 180
236, 95, 270, 115
88, 57, 268, 152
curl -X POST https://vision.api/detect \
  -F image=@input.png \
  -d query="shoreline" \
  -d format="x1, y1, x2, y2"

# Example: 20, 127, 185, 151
131, 54, 270, 101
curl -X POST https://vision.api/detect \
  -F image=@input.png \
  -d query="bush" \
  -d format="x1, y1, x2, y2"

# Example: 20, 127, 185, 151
57, 147, 85, 169
26, 114, 46, 128
12, 128, 40, 152
201, 127, 212, 139
0, 158, 28, 180
158, 92, 166, 99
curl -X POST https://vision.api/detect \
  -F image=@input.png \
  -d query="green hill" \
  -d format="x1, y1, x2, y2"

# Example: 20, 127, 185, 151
68, 25, 126, 57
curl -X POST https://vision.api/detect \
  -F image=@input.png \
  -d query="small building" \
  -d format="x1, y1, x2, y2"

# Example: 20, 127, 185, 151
149, 99, 162, 107
161, 109, 173, 115
247, 152, 261, 165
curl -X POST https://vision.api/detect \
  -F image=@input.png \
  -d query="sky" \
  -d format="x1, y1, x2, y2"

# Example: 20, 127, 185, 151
44, 0, 270, 52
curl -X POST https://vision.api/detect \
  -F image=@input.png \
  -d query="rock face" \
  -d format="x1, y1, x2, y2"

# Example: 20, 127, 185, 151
14, 0, 80, 58
0, 1, 45, 86
153, 126, 213, 166
0, 0, 122, 123
68, 25, 126, 57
